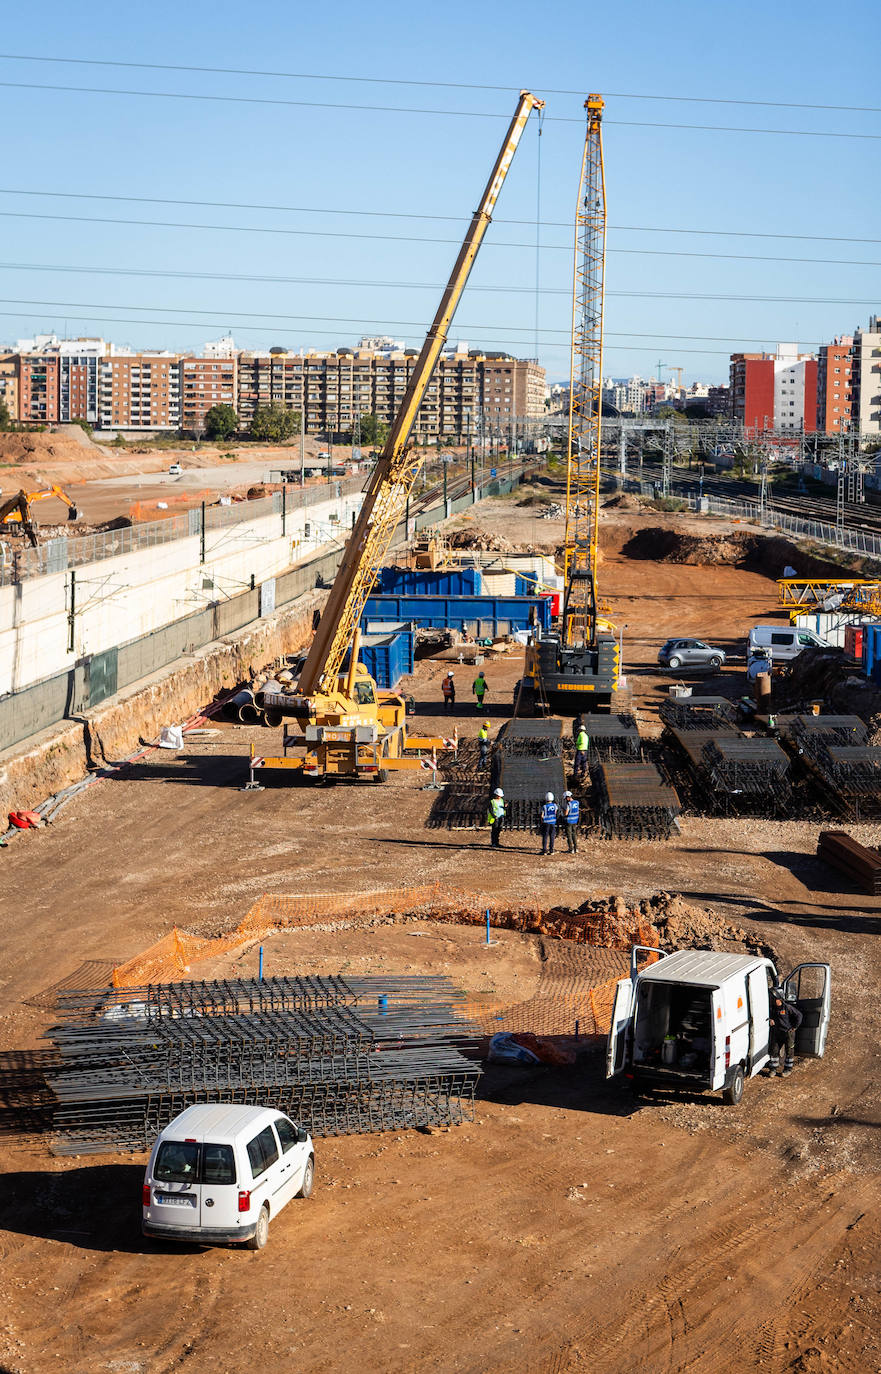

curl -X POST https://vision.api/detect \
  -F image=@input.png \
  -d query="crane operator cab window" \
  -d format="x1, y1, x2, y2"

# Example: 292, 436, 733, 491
353, 680, 376, 707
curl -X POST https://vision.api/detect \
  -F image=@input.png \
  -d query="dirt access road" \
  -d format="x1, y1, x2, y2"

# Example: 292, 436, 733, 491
1, 496, 880, 1373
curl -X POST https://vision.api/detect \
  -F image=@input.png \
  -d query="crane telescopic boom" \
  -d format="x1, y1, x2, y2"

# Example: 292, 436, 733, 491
298, 89, 544, 698
562, 93, 606, 649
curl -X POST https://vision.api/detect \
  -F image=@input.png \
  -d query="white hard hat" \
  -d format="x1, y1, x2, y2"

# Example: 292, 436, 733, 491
546, 792, 554, 802
494, 788, 504, 797
447, 669, 454, 676
563, 790, 572, 797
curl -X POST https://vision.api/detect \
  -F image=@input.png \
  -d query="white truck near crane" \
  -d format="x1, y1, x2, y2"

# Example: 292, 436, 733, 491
252, 91, 545, 784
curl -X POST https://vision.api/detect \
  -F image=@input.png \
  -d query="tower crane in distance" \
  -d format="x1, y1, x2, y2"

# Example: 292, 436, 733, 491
254, 90, 545, 782
520, 93, 619, 715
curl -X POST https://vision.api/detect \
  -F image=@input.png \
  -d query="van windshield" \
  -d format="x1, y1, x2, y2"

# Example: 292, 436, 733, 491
154, 1141, 236, 1185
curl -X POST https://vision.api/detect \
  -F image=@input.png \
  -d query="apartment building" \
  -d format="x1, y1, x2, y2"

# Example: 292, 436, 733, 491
0, 354, 18, 421
852, 316, 881, 436
19, 353, 60, 424
816, 337, 854, 433
98, 354, 181, 431
729, 345, 816, 432
58, 339, 106, 425
179, 356, 237, 433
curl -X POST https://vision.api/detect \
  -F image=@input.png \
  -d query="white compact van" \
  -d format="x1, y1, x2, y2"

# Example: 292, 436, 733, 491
142, 1104, 314, 1249
747, 624, 830, 663
607, 948, 830, 1105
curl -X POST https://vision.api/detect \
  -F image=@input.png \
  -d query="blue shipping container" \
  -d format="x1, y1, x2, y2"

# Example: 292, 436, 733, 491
377, 566, 482, 596
342, 629, 415, 690
864, 625, 881, 684
361, 593, 552, 638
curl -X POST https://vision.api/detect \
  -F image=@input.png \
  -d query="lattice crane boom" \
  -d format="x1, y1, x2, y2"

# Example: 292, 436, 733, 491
562, 93, 606, 649
299, 90, 545, 697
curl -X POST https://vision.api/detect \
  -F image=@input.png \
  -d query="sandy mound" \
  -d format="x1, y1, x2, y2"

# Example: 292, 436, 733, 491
602, 493, 642, 512
622, 527, 849, 579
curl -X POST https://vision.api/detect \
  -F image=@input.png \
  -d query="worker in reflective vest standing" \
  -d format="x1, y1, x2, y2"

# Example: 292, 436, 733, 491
561, 790, 580, 854
573, 722, 590, 782
472, 670, 489, 712
441, 670, 456, 713
478, 720, 491, 768
487, 787, 506, 849
540, 792, 557, 855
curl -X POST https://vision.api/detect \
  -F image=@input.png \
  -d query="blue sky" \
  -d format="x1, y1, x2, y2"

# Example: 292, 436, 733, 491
1, 0, 878, 384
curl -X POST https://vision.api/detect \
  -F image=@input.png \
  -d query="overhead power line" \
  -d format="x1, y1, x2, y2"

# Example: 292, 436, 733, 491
0, 52, 878, 115
1, 186, 879, 255
0, 80, 877, 141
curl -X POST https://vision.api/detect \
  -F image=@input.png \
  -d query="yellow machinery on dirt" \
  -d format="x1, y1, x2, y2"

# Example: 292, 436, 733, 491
520, 94, 619, 715
253, 90, 545, 782
0, 484, 79, 548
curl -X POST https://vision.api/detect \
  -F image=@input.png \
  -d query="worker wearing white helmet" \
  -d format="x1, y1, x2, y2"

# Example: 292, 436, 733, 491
441, 669, 455, 713
561, 789, 580, 855
540, 791, 558, 856
487, 786, 506, 849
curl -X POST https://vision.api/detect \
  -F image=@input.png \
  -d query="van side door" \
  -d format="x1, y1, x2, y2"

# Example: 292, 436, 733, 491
245, 1124, 284, 1215
746, 966, 770, 1072
783, 963, 831, 1057
606, 978, 634, 1079
273, 1115, 306, 1205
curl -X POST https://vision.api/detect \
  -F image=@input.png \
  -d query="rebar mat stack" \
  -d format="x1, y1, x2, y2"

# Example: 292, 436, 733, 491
702, 737, 791, 810
786, 715, 881, 816
659, 696, 738, 731
585, 713, 641, 759
817, 830, 881, 894
45, 975, 481, 1154
594, 761, 680, 840
493, 719, 568, 830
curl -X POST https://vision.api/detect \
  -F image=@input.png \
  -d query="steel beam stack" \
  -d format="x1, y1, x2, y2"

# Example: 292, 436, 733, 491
593, 760, 680, 840
44, 975, 480, 1154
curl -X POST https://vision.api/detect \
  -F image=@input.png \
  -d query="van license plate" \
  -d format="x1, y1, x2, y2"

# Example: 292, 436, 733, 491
156, 1193, 196, 1207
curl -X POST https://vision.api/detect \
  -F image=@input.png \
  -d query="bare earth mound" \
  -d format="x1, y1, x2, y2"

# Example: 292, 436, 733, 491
622, 526, 848, 578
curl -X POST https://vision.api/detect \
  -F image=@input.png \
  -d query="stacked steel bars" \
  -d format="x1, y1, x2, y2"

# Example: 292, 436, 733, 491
817, 830, 881, 894
659, 696, 738, 731
785, 715, 881, 816
702, 737, 791, 807
594, 761, 680, 840
493, 719, 568, 830
45, 975, 480, 1154
584, 713, 641, 759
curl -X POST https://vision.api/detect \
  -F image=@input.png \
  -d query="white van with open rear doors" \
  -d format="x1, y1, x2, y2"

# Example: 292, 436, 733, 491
142, 1103, 314, 1249
607, 948, 830, 1105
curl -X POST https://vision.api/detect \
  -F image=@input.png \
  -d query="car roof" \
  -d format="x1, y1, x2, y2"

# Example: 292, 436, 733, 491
158, 1103, 284, 1142
639, 949, 770, 987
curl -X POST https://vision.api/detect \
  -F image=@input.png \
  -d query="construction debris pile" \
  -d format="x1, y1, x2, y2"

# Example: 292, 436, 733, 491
45, 975, 480, 1154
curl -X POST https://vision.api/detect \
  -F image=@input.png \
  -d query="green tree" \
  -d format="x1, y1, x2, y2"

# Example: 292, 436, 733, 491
204, 403, 239, 440
359, 412, 390, 447
70, 416, 93, 436
250, 403, 300, 442
0, 398, 9, 431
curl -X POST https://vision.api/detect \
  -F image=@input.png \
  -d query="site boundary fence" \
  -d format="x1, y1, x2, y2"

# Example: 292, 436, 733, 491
107, 886, 659, 1038
625, 478, 881, 560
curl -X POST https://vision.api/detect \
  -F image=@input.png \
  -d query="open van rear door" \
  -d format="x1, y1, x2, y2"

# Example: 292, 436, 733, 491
783, 962, 831, 1058
606, 978, 634, 1079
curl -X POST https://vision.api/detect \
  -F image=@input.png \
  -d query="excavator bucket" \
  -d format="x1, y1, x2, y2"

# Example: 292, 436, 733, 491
67, 505, 78, 521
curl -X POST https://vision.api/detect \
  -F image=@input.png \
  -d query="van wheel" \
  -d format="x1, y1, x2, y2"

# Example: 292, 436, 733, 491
667, 656, 681, 670
247, 1204, 270, 1250
722, 1065, 745, 1106
298, 1156, 315, 1199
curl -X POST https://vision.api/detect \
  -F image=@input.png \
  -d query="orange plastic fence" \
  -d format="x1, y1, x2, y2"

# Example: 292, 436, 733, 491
111, 886, 661, 1039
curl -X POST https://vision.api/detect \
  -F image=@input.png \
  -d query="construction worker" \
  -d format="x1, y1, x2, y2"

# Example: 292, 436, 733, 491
472, 670, 489, 712
540, 791, 557, 856
478, 720, 491, 768
487, 787, 506, 849
573, 721, 590, 781
561, 790, 580, 854
441, 670, 456, 713
768, 988, 804, 1075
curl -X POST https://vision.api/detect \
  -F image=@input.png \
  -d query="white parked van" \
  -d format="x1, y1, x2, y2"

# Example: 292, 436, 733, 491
747, 624, 830, 663
142, 1104, 314, 1249
607, 948, 830, 1105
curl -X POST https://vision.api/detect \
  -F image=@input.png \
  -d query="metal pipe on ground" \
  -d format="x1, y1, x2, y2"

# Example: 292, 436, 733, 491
264, 709, 283, 728
238, 703, 263, 725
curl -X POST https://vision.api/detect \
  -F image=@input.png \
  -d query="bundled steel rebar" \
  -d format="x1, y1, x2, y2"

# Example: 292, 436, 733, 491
44, 974, 481, 1154
425, 782, 488, 829
584, 713, 641, 759
593, 760, 680, 840
659, 696, 739, 730
702, 737, 791, 806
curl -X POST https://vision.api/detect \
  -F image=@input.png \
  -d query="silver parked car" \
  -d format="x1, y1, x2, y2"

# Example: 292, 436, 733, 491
658, 638, 725, 672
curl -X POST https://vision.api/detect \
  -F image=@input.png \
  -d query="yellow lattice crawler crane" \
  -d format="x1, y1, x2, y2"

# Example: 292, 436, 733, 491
253, 91, 545, 782
521, 94, 619, 715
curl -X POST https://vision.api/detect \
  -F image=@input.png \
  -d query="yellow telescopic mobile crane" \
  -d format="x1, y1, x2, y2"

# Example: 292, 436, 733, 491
521, 93, 619, 714
255, 90, 545, 782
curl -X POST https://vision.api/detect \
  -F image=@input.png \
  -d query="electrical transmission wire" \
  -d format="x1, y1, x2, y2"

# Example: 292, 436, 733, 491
0, 79, 877, 141
1, 52, 878, 115
1, 185, 879, 255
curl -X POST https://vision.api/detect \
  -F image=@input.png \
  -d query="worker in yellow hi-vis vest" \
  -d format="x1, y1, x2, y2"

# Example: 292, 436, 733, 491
472, 670, 489, 712
478, 720, 491, 768
573, 723, 589, 782
487, 788, 506, 849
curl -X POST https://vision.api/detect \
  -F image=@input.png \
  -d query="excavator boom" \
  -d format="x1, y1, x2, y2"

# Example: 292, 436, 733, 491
298, 90, 544, 698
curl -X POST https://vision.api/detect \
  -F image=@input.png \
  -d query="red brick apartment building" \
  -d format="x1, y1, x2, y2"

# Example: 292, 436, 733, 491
817, 337, 853, 432
179, 357, 237, 432
97, 356, 181, 430
18, 354, 60, 423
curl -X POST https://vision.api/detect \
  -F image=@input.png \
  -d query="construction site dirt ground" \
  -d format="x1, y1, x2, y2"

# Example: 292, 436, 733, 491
2, 497, 881, 1374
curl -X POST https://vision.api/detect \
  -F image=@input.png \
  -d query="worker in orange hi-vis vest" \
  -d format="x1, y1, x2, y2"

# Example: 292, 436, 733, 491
441, 670, 456, 713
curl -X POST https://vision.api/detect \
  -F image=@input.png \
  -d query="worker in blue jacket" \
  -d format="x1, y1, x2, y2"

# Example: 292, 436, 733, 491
540, 791, 557, 855
561, 790, 580, 854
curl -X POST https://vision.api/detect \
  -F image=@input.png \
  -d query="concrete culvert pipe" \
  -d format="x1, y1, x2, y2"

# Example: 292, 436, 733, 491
231, 688, 255, 708
264, 709, 283, 728
238, 702, 262, 724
